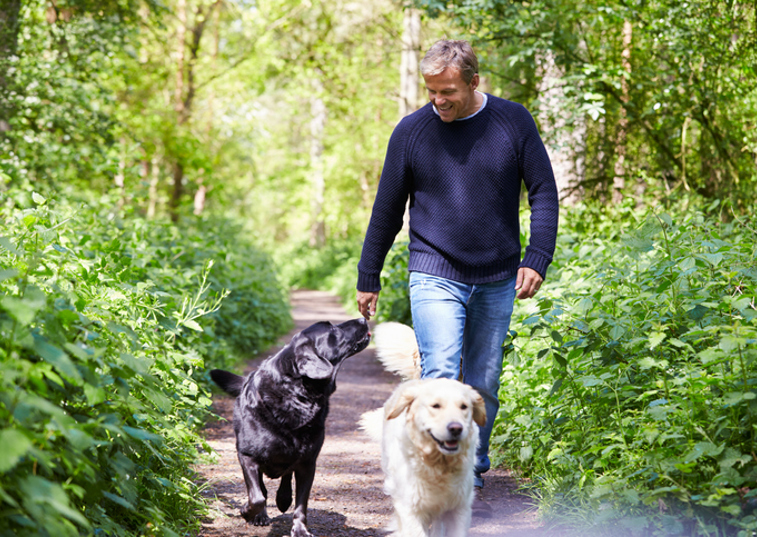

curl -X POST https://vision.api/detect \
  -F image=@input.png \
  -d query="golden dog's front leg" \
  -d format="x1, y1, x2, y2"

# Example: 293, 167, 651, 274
394, 503, 431, 537
432, 507, 471, 537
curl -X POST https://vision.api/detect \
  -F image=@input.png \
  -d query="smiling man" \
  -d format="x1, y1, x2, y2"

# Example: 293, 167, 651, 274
356, 39, 559, 517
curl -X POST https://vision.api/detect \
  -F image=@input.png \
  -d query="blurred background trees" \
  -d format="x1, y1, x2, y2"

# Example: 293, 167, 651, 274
3, 0, 754, 240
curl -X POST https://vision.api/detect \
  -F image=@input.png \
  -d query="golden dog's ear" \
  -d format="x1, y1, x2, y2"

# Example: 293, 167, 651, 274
385, 380, 422, 420
471, 390, 487, 427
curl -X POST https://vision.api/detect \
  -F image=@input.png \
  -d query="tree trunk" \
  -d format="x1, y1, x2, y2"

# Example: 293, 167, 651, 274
170, 0, 220, 221
147, 154, 160, 219
309, 72, 326, 249
0, 0, 22, 135
171, 162, 184, 222
399, 6, 421, 118
536, 51, 585, 204
114, 137, 127, 210
612, 19, 633, 203
171, 0, 188, 222
193, 176, 206, 215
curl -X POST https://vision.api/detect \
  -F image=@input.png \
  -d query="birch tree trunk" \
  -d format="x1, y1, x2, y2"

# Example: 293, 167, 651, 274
536, 51, 584, 204
399, 6, 421, 119
612, 19, 633, 203
309, 71, 326, 248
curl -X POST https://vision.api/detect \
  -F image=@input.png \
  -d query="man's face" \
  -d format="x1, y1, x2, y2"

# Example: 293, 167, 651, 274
423, 67, 479, 123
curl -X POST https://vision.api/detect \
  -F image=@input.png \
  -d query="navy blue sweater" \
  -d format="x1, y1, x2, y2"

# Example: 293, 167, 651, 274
357, 95, 559, 293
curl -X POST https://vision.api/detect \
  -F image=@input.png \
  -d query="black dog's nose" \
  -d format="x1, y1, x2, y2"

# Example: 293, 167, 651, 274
447, 422, 463, 438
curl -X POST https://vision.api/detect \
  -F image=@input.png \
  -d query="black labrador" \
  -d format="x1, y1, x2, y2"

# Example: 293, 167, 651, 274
210, 317, 370, 537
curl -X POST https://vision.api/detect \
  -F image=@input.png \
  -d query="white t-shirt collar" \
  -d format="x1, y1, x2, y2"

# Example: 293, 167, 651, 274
432, 91, 488, 121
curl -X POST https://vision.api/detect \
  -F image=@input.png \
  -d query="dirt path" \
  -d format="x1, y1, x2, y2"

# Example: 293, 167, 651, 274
196, 289, 546, 537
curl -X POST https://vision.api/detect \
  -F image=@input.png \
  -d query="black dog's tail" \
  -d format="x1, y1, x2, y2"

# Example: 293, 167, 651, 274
210, 369, 245, 397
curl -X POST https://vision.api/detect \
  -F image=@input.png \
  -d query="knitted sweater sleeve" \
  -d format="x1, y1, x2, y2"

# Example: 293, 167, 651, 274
515, 106, 560, 279
356, 122, 412, 292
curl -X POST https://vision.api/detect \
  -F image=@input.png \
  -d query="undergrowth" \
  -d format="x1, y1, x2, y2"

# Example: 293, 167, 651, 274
495, 200, 757, 536
0, 183, 290, 536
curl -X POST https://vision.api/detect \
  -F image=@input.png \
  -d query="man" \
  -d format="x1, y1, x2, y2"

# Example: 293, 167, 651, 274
356, 39, 559, 516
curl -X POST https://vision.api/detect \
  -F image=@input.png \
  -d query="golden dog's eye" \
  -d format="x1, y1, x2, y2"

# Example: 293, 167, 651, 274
460, 404, 467, 410
431, 403, 441, 409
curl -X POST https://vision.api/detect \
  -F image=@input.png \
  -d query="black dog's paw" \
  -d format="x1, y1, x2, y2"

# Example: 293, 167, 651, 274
241, 501, 270, 526
276, 473, 293, 513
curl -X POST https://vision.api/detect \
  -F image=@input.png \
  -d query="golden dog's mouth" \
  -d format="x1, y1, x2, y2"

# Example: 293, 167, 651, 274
428, 431, 461, 454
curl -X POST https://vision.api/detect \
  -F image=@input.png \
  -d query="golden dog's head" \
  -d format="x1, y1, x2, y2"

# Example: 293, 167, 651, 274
385, 378, 486, 456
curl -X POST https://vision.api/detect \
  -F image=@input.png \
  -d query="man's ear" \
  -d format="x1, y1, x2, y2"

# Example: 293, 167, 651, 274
294, 342, 334, 380
470, 73, 480, 91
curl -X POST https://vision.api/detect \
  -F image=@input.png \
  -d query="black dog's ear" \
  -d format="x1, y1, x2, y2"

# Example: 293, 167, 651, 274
294, 343, 334, 380
210, 369, 244, 397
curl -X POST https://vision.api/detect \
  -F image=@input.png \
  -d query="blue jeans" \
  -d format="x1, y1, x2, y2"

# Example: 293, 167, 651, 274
409, 271, 517, 488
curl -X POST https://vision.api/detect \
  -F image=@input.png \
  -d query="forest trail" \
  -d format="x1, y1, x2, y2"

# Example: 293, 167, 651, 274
196, 289, 547, 537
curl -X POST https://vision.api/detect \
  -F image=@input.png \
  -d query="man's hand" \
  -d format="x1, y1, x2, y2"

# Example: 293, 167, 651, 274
357, 290, 379, 320
515, 267, 543, 299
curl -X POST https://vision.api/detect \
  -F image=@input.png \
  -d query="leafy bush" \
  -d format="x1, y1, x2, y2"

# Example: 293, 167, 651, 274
496, 202, 757, 536
373, 240, 412, 326
0, 186, 290, 536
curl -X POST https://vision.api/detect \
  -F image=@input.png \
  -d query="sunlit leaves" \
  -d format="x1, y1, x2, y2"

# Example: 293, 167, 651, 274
491, 203, 757, 534
0, 191, 290, 536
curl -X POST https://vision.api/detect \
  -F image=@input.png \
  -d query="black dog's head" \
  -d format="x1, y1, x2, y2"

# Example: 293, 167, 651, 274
289, 318, 372, 380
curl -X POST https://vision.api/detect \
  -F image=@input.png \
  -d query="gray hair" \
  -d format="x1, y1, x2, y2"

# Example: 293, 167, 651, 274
419, 40, 479, 84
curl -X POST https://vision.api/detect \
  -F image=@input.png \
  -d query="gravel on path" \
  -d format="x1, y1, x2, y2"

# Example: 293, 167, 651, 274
196, 289, 547, 536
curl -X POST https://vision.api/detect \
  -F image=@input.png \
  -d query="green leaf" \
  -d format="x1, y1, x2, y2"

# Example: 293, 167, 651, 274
0, 236, 20, 255
102, 491, 135, 511
19, 475, 89, 528
0, 429, 32, 472
578, 375, 603, 387
719, 336, 741, 353
83, 384, 106, 406
33, 336, 82, 385
648, 331, 666, 350
32, 192, 47, 205
0, 268, 18, 282
122, 426, 163, 444
683, 441, 723, 463
548, 378, 564, 397
1, 287, 47, 326
182, 319, 203, 331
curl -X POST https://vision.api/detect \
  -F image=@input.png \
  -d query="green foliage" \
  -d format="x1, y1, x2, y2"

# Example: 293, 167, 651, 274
0, 184, 290, 536
495, 201, 757, 535
373, 240, 412, 326
424, 0, 757, 209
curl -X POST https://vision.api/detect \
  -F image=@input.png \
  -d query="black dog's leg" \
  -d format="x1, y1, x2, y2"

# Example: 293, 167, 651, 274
237, 451, 270, 525
290, 462, 317, 537
276, 471, 293, 513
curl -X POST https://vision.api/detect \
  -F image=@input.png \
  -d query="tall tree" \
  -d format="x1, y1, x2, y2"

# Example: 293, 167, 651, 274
0, 0, 21, 135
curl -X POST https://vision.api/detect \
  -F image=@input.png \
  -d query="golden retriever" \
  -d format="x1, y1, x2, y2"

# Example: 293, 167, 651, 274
362, 322, 486, 537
